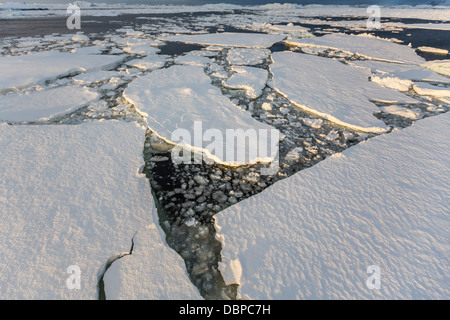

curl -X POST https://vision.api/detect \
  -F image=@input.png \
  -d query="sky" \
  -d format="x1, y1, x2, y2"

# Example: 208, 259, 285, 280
2, 0, 449, 6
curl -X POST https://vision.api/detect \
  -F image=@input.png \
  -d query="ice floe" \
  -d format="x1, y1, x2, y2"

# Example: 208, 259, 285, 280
224, 66, 268, 99
161, 32, 285, 49
103, 217, 202, 300
226, 48, 271, 66
349, 60, 450, 83
286, 33, 425, 65
216, 112, 450, 299
124, 65, 277, 165
422, 60, 450, 77
0, 51, 125, 91
73, 71, 119, 84
0, 85, 99, 122
0, 121, 197, 299
126, 54, 169, 71
271, 52, 419, 133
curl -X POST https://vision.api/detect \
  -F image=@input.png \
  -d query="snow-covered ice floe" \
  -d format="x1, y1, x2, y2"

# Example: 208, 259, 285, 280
161, 32, 285, 49
417, 46, 449, 56
224, 66, 268, 99
286, 33, 425, 65
226, 48, 271, 66
215, 112, 450, 300
0, 85, 99, 122
103, 214, 202, 300
0, 51, 126, 91
124, 65, 277, 165
403, 23, 450, 31
413, 82, 450, 99
126, 54, 170, 71
271, 52, 419, 133
0, 121, 199, 299
349, 60, 450, 84
422, 60, 450, 77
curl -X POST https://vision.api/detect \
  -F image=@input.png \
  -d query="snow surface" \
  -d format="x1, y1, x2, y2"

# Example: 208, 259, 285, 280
423, 60, 450, 77
0, 51, 125, 91
413, 83, 450, 98
287, 33, 425, 65
123, 44, 161, 55
403, 23, 450, 30
226, 48, 271, 66
161, 33, 285, 49
216, 113, 450, 300
271, 52, 418, 133
0, 121, 198, 299
124, 65, 277, 165
349, 60, 450, 83
126, 55, 169, 71
417, 46, 449, 55
103, 214, 202, 300
0, 85, 99, 122
72, 71, 119, 84
224, 66, 268, 99
174, 54, 212, 67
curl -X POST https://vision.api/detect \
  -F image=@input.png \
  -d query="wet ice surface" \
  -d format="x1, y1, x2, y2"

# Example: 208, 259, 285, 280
0, 7, 449, 300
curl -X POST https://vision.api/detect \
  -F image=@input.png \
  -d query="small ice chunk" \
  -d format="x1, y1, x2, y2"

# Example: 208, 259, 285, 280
224, 66, 268, 99
413, 83, 450, 98
285, 147, 303, 162
417, 46, 448, 55
261, 102, 272, 111
380, 105, 421, 120
227, 48, 271, 65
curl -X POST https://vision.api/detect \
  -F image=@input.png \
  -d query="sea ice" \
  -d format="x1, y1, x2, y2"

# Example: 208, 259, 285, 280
271, 52, 418, 133
422, 60, 450, 77
161, 32, 285, 49
73, 71, 119, 84
0, 85, 99, 122
286, 33, 425, 64
349, 60, 450, 83
126, 54, 169, 71
0, 51, 125, 91
0, 121, 197, 299
226, 48, 271, 66
224, 66, 268, 99
216, 113, 450, 299
103, 218, 202, 300
124, 65, 277, 165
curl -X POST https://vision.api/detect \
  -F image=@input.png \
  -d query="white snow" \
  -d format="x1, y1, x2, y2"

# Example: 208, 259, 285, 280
224, 66, 268, 99
269, 24, 309, 34
161, 32, 285, 49
174, 54, 212, 67
103, 218, 202, 300
379, 105, 421, 120
0, 121, 197, 299
126, 55, 169, 71
417, 46, 449, 55
349, 60, 450, 83
0, 85, 99, 122
73, 71, 119, 84
216, 113, 450, 300
271, 52, 418, 133
226, 48, 271, 66
370, 76, 413, 92
124, 65, 277, 165
403, 23, 450, 31
0, 51, 125, 91
413, 83, 450, 98
123, 44, 161, 55
286, 33, 425, 65
422, 60, 450, 77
